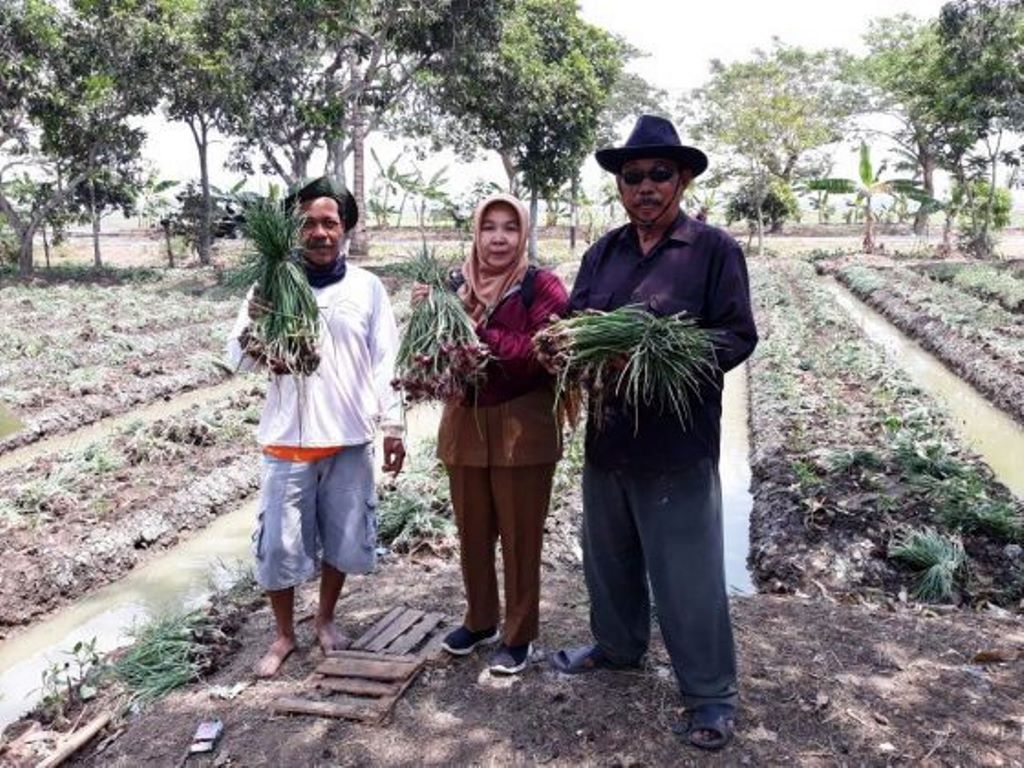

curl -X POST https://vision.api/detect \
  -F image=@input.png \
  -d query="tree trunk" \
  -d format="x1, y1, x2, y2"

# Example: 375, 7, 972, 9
349, 108, 369, 257
190, 118, 213, 266
754, 205, 764, 257
862, 196, 875, 254
325, 136, 349, 188
164, 223, 175, 268
570, 175, 578, 254
43, 225, 51, 268
18, 232, 33, 277
913, 151, 936, 236
528, 190, 539, 263
499, 152, 518, 196
89, 176, 102, 268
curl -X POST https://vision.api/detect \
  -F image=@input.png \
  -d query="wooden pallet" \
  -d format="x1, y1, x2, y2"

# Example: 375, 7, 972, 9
272, 607, 448, 724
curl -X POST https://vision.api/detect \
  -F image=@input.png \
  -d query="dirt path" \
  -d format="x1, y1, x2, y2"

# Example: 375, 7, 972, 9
63, 547, 1024, 766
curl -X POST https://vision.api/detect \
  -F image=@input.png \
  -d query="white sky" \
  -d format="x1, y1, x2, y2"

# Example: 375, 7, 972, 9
139, 0, 971, 211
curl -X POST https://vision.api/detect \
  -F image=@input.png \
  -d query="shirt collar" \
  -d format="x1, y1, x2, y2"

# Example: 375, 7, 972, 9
626, 210, 695, 254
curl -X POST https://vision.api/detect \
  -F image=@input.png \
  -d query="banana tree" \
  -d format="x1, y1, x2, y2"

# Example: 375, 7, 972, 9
806, 142, 935, 254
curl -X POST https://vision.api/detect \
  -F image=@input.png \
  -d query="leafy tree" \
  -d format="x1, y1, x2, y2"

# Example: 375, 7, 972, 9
163, 0, 245, 265
860, 15, 949, 236
216, 0, 505, 254
725, 180, 800, 240
0, 0, 171, 275
415, 0, 623, 259
806, 142, 934, 253
689, 39, 862, 254
934, 0, 1024, 257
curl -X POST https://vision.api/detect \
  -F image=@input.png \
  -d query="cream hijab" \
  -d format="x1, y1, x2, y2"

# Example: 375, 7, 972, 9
459, 193, 530, 323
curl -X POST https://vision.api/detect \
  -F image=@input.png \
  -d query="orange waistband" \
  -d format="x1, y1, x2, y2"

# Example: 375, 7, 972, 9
262, 445, 344, 462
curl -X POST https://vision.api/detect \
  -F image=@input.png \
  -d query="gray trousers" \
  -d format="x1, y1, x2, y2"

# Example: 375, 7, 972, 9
582, 457, 738, 708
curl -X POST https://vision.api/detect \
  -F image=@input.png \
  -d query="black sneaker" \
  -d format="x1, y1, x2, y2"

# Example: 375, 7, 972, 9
441, 625, 500, 656
488, 643, 532, 675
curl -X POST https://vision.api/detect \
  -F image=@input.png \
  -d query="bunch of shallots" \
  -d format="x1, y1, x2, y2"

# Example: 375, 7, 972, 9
534, 306, 720, 430
392, 247, 490, 403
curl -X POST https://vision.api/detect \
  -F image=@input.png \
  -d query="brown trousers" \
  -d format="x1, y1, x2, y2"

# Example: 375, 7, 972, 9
447, 463, 555, 647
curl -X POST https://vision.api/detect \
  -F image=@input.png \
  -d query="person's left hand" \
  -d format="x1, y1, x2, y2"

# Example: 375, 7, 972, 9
382, 436, 406, 476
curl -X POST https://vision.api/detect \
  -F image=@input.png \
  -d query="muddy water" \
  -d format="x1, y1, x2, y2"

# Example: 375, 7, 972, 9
721, 366, 755, 595
0, 498, 256, 729
826, 278, 1024, 499
0, 403, 21, 440
0, 377, 250, 474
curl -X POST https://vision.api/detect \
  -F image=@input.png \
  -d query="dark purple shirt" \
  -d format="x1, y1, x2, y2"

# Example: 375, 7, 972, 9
569, 212, 757, 472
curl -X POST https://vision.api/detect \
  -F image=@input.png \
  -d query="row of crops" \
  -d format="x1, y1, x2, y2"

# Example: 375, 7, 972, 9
829, 260, 1024, 423
0, 278, 241, 451
747, 259, 1023, 606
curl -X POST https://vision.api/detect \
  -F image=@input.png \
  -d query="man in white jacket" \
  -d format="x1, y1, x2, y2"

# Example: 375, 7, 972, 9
227, 177, 405, 677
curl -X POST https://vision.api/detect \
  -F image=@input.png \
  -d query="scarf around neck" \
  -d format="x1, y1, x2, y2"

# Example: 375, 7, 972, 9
303, 254, 347, 288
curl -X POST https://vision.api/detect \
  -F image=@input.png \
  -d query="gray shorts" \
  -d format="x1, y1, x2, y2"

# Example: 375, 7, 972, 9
253, 443, 378, 590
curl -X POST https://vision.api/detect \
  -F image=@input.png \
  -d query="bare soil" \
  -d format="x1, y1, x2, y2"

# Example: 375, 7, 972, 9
5, 545, 1022, 766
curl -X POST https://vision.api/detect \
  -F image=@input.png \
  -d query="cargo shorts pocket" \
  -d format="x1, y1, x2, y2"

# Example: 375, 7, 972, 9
252, 513, 265, 559
364, 493, 379, 551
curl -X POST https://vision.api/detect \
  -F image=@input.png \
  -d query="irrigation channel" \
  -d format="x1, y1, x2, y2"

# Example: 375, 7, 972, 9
0, 373, 757, 728
0, 403, 22, 441
825, 277, 1024, 499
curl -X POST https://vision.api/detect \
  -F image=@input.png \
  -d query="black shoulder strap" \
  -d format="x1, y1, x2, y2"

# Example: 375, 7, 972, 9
521, 265, 538, 308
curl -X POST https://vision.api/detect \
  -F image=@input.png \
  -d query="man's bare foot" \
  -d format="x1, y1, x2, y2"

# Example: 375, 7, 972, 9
315, 620, 351, 654
254, 636, 295, 678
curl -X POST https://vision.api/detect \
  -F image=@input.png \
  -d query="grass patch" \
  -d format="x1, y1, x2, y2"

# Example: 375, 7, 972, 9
113, 610, 222, 707
888, 527, 966, 603
377, 447, 455, 553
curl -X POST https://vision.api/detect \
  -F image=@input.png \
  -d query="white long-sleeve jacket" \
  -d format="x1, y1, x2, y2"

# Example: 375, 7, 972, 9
226, 264, 403, 447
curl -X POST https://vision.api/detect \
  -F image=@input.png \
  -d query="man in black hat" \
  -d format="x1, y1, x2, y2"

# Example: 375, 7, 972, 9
549, 115, 757, 751
227, 176, 406, 677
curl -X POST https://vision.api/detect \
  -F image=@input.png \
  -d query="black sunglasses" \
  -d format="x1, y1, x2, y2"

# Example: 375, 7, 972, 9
619, 167, 677, 185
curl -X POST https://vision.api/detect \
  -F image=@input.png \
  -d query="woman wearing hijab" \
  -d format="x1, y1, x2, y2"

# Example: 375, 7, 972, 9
419, 193, 568, 674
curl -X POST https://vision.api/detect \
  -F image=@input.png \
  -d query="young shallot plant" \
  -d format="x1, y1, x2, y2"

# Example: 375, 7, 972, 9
888, 527, 965, 603
534, 306, 720, 431
235, 202, 321, 375
392, 245, 489, 403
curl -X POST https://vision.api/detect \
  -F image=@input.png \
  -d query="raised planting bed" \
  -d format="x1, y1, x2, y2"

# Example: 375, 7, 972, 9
0, 280, 243, 452
0, 386, 265, 629
912, 260, 1024, 313
747, 259, 1023, 607
830, 263, 1024, 425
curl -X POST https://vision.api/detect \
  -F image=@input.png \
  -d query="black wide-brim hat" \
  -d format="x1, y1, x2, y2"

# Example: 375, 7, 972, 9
595, 114, 708, 177
284, 176, 359, 230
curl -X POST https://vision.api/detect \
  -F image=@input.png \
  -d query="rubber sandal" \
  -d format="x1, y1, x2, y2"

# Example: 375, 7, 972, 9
549, 644, 634, 674
684, 703, 735, 751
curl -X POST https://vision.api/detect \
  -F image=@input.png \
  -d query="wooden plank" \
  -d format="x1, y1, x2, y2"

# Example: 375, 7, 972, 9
385, 612, 444, 656
375, 661, 425, 724
315, 656, 422, 682
315, 677, 400, 698
351, 606, 405, 650
365, 609, 425, 653
418, 626, 449, 662
324, 648, 419, 664
272, 696, 379, 722
38, 712, 113, 768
